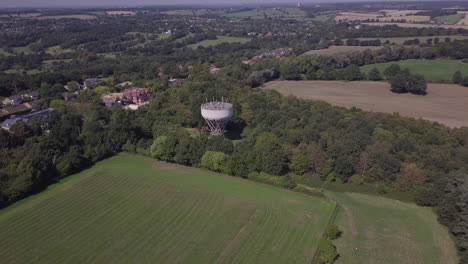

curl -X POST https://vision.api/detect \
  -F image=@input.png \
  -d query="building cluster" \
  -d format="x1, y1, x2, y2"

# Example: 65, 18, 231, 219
1, 108, 53, 131
0, 91, 41, 116
242, 48, 292, 65
102, 87, 151, 110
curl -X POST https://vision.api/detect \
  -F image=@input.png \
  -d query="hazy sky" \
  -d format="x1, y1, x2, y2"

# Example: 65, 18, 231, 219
0, 0, 422, 8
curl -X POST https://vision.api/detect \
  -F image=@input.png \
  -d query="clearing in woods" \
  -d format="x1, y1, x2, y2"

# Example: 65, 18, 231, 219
188, 36, 251, 49
0, 153, 335, 264
262, 80, 468, 128
360, 59, 468, 83
330, 192, 458, 264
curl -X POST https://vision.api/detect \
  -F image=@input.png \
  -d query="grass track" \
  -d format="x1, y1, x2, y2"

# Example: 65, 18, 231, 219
0, 153, 334, 264
361, 59, 468, 83
330, 192, 458, 264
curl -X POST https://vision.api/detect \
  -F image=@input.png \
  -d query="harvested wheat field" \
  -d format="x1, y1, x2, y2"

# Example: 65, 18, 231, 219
363, 22, 468, 30
106, 11, 137, 16
262, 80, 468, 128
35, 15, 97, 20
355, 35, 468, 45
304, 46, 382, 56
457, 13, 468, 25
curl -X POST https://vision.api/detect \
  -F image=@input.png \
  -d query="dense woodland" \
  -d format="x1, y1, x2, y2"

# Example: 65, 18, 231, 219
1, 5, 468, 263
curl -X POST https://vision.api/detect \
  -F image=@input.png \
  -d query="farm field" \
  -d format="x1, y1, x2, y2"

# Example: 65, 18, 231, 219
355, 35, 468, 45
435, 14, 464, 24
360, 59, 468, 83
0, 153, 335, 264
35, 15, 97, 20
363, 22, 468, 30
335, 10, 430, 23
304, 46, 382, 56
330, 192, 458, 264
188, 36, 251, 49
262, 80, 468, 128
106, 11, 136, 16
13, 46, 33, 55
46, 45, 74, 55
224, 8, 307, 20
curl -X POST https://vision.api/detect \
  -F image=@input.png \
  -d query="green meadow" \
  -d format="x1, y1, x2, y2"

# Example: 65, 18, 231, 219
361, 59, 468, 83
0, 153, 334, 264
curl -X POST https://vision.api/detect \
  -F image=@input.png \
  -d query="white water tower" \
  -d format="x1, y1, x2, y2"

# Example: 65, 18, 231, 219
201, 99, 233, 136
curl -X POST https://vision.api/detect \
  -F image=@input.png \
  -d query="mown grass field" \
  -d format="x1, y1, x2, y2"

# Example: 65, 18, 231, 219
361, 59, 468, 83
330, 192, 458, 264
0, 153, 335, 264
435, 14, 464, 24
188, 36, 251, 49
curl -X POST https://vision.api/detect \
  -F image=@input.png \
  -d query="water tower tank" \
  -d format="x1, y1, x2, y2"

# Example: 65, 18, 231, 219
201, 101, 233, 135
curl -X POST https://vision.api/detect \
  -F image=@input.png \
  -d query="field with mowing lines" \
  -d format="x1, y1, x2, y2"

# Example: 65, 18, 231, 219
304, 46, 382, 56
263, 80, 468, 128
188, 36, 251, 49
330, 192, 458, 264
0, 153, 335, 264
361, 59, 468, 83
435, 14, 464, 24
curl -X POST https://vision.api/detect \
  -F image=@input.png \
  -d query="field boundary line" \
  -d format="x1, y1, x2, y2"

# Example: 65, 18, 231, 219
310, 194, 341, 264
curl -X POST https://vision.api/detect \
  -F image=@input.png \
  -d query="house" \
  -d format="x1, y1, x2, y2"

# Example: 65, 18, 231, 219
84, 78, 104, 89
102, 87, 151, 109
169, 78, 184, 86
1, 108, 53, 131
64, 83, 85, 92
24, 99, 43, 109
102, 93, 124, 108
2, 95, 23, 106
22, 91, 40, 101
122, 88, 151, 104
209, 67, 221, 75
117, 81, 133, 88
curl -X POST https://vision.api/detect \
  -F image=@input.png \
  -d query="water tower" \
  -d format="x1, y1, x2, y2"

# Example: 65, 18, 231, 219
201, 99, 233, 136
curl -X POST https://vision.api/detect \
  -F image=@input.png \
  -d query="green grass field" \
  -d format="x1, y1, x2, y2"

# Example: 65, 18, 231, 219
0, 153, 335, 264
361, 59, 468, 83
188, 36, 251, 49
0, 48, 12, 56
12, 46, 34, 55
46, 45, 74, 55
434, 14, 464, 24
330, 192, 458, 264
224, 8, 307, 20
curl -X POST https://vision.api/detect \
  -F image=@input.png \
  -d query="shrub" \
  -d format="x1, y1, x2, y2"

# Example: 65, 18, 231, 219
453, 71, 463, 84
200, 151, 229, 173
317, 238, 339, 263
325, 224, 341, 240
